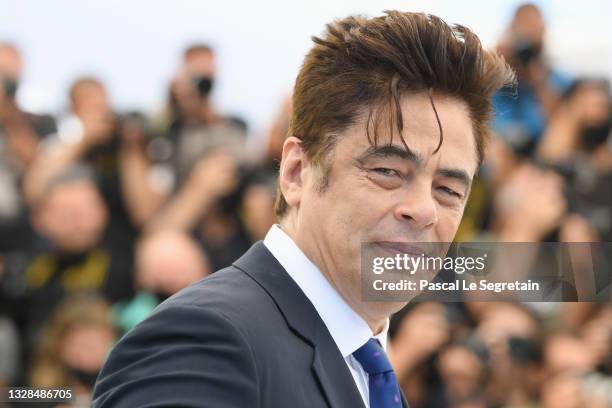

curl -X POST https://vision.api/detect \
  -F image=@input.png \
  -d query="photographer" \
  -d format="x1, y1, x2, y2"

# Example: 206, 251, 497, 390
0, 42, 56, 251
13, 166, 135, 374
538, 78, 612, 242
492, 3, 571, 156
152, 44, 247, 183
24, 77, 166, 239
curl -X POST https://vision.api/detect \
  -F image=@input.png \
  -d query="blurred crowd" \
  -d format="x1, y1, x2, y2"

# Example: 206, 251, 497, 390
0, 3, 610, 407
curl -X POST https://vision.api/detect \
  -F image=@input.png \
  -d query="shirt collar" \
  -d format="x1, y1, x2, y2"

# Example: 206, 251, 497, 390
263, 224, 388, 357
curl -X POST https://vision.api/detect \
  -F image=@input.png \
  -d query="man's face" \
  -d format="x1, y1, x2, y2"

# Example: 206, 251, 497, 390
184, 50, 215, 78
171, 50, 216, 114
35, 181, 108, 253
72, 83, 110, 118
0, 45, 21, 79
512, 7, 545, 48
288, 92, 477, 319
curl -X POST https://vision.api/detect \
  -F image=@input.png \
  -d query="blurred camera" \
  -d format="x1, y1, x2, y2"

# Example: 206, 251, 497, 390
191, 75, 214, 98
511, 38, 542, 68
508, 336, 541, 364
0, 76, 18, 99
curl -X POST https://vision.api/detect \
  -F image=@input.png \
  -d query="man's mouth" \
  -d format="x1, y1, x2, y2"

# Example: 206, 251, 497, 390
373, 241, 428, 257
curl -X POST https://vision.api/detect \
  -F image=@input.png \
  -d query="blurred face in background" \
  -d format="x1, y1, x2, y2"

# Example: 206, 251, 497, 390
567, 82, 612, 151
34, 180, 108, 253
475, 303, 538, 359
184, 48, 215, 79
170, 48, 216, 119
570, 83, 610, 125
136, 230, 210, 296
0, 44, 21, 78
393, 302, 450, 349
437, 344, 486, 404
59, 323, 115, 390
70, 80, 111, 119
511, 5, 545, 50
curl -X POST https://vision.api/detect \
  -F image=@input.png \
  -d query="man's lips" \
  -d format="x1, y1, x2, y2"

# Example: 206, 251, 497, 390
374, 242, 427, 257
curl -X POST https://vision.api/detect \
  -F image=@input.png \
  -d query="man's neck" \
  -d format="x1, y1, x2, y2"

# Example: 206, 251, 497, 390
278, 218, 390, 336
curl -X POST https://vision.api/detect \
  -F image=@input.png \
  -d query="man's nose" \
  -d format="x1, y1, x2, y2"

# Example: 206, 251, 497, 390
393, 184, 438, 230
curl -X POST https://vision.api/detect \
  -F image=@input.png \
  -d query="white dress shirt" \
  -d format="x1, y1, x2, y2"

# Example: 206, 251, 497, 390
263, 224, 388, 408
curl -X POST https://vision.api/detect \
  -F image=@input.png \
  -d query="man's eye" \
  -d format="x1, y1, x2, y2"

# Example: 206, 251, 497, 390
438, 186, 462, 198
371, 168, 400, 177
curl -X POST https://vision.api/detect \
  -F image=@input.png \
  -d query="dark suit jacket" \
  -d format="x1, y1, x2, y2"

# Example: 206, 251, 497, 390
92, 242, 409, 407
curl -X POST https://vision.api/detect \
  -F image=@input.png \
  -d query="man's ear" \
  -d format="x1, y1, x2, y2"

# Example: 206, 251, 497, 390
278, 136, 308, 210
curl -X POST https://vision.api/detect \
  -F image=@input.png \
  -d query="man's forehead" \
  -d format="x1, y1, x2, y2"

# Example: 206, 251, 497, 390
0, 46, 21, 73
345, 95, 478, 174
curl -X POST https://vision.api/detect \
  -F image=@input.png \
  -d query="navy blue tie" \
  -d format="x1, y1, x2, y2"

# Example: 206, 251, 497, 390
352, 338, 403, 408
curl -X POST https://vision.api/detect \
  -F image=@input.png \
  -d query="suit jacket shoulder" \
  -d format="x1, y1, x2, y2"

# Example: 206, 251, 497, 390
92, 266, 264, 407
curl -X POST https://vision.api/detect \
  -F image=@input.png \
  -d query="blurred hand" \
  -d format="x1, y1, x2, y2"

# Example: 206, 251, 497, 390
497, 164, 567, 240
191, 150, 239, 198
242, 185, 276, 240
118, 116, 146, 147
170, 70, 201, 120
541, 373, 584, 408
390, 303, 449, 374
81, 113, 115, 146
582, 314, 612, 365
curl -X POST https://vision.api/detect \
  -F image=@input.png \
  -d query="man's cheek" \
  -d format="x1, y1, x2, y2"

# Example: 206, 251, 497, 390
439, 212, 463, 240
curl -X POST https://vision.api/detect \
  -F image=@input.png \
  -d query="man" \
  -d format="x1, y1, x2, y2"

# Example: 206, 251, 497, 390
0, 42, 56, 251
17, 166, 134, 353
161, 43, 247, 182
24, 77, 164, 236
492, 3, 571, 156
93, 11, 514, 407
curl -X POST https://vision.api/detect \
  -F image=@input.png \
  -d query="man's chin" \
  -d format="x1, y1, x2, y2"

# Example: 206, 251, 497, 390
363, 300, 409, 321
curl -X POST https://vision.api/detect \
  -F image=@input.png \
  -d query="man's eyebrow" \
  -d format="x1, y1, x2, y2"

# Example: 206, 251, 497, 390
437, 168, 472, 188
356, 145, 473, 187
356, 144, 423, 167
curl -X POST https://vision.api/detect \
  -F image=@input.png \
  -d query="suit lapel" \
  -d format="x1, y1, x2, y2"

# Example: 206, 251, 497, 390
401, 390, 410, 407
310, 316, 367, 408
233, 242, 366, 408
312, 348, 365, 408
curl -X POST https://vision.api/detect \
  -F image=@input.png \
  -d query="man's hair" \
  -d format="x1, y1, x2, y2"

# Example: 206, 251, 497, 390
69, 76, 104, 104
184, 43, 214, 59
0, 41, 19, 56
274, 11, 515, 218
34, 164, 99, 210
514, 3, 542, 19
